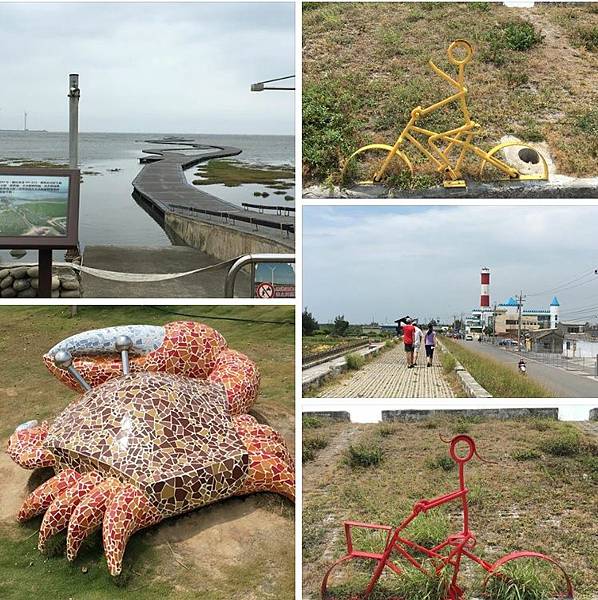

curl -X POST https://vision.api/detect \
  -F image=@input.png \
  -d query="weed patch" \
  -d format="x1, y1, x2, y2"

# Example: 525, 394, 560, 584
346, 352, 365, 370
345, 443, 383, 468
303, 435, 329, 463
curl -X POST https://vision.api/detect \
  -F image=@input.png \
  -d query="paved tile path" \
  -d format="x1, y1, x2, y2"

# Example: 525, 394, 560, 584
318, 345, 454, 398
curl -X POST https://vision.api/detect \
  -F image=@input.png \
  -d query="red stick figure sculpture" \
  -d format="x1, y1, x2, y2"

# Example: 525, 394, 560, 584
321, 435, 573, 599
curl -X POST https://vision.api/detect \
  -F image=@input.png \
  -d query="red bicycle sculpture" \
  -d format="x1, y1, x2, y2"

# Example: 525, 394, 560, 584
321, 435, 573, 599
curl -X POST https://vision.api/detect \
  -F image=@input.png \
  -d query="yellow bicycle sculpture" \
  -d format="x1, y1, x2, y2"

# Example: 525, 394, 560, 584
341, 39, 549, 188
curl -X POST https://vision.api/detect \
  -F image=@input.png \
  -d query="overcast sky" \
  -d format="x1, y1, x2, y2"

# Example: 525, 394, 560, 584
303, 206, 598, 325
0, 3, 294, 134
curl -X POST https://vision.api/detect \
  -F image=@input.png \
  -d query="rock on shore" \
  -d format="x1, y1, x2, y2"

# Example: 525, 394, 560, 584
0, 265, 81, 298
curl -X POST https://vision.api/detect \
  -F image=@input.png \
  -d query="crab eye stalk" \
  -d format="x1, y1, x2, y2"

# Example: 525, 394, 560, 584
114, 335, 133, 376
53, 350, 92, 391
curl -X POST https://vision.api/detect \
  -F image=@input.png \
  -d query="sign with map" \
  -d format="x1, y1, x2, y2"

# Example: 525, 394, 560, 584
0, 168, 80, 248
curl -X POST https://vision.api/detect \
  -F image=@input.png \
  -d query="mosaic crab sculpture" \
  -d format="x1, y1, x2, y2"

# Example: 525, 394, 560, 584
6, 321, 294, 576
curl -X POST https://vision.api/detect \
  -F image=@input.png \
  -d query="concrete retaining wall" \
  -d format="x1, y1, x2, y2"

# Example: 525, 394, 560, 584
166, 213, 294, 260
304, 411, 351, 422
438, 340, 493, 398
382, 407, 559, 422
590, 408, 598, 421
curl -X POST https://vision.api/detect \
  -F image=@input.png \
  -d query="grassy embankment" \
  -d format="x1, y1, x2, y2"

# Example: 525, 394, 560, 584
441, 336, 553, 398
0, 305, 294, 600
192, 159, 294, 199
302, 416, 598, 598
303, 2, 598, 188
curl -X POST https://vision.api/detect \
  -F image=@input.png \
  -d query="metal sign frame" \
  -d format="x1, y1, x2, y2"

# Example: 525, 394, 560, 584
0, 167, 81, 249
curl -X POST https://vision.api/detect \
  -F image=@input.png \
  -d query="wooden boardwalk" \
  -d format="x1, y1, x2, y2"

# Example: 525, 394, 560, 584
132, 138, 295, 239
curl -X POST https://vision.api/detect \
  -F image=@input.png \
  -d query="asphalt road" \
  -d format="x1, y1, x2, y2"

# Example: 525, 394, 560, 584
456, 339, 598, 398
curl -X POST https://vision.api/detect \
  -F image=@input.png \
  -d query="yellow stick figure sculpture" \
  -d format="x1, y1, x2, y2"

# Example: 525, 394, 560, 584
342, 40, 549, 189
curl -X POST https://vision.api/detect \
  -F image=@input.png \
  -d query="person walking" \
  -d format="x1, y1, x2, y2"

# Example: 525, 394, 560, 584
400, 318, 416, 368
413, 324, 423, 366
425, 324, 437, 367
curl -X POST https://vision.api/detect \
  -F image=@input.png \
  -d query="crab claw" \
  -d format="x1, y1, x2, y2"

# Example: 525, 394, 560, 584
18, 469, 81, 522
38, 471, 104, 551
6, 421, 56, 470
43, 321, 229, 392
103, 484, 160, 576
66, 478, 124, 562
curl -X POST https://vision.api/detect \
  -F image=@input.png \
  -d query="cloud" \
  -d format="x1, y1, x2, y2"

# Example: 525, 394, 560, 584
303, 206, 598, 323
0, 3, 294, 134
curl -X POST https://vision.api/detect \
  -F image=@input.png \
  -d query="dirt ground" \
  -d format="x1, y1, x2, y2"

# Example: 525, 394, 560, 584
302, 417, 598, 599
0, 306, 295, 599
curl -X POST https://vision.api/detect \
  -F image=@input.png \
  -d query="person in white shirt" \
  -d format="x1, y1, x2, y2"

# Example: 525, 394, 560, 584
412, 324, 423, 366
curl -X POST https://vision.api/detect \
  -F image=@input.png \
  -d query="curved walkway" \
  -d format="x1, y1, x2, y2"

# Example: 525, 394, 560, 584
318, 345, 455, 398
132, 138, 294, 237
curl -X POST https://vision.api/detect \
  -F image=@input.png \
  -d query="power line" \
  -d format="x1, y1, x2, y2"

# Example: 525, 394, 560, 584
527, 268, 598, 297
148, 305, 293, 325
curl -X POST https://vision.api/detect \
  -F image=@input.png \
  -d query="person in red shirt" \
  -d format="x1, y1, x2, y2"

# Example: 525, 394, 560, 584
401, 317, 416, 368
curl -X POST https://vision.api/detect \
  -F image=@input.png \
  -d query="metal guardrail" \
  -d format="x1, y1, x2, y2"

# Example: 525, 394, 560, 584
224, 253, 295, 298
242, 202, 295, 216
171, 203, 294, 235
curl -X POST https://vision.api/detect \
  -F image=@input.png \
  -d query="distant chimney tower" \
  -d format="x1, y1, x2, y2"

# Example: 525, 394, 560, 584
480, 267, 490, 308
24, 111, 28, 131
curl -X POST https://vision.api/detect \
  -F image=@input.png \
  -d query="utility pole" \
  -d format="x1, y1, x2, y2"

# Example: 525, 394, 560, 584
516, 290, 526, 353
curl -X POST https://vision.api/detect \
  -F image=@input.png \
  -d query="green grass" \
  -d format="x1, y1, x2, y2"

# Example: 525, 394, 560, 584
192, 159, 293, 188
440, 337, 553, 398
538, 429, 582, 457
345, 352, 365, 370
303, 435, 329, 463
303, 419, 598, 598
0, 305, 294, 598
485, 556, 573, 600
512, 447, 541, 461
303, 2, 598, 183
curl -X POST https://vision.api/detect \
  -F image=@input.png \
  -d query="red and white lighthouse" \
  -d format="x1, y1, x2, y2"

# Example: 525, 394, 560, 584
480, 267, 490, 308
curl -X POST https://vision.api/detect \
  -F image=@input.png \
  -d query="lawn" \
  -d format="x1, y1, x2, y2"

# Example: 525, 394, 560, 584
303, 2, 598, 186
302, 416, 598, 599
0, 305, 295, 599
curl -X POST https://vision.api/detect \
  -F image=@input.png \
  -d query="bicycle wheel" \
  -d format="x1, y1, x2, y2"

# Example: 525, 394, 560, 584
479, 141, 549, 181
482, 552, 574, 599
321, 555, 373, 600
341, 144, 413, 186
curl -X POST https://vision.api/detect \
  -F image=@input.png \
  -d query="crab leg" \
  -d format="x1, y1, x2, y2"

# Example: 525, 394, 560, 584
18, 469, 81, 522
66, 478, 124, 561
234, 416, 295, 502
38, 471, 104, 551
103, 484, 161, 576
6, 422, 56, 470
208, 349, 260, 415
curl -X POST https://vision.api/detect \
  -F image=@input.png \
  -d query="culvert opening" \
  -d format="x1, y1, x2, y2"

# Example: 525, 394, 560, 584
518, 147, 540, 165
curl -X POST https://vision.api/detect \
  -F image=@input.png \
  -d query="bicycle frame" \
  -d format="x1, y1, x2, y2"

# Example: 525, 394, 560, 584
320, 434, 574, 600
344, 40, 549, 188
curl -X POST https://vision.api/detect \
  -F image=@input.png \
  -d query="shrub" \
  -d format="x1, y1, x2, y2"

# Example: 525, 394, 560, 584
504, 22, 543, 51
345, 443, 383, 468
377, 423, 397, 437
303, 435, 328, 462
539, 430, 581, 457
302, 415, 323, 429
346, 352, 365, 370
575, 26, 598, 51
303, 81, 360, 180
575, 108, 598, 136
512, 448, 541, 461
